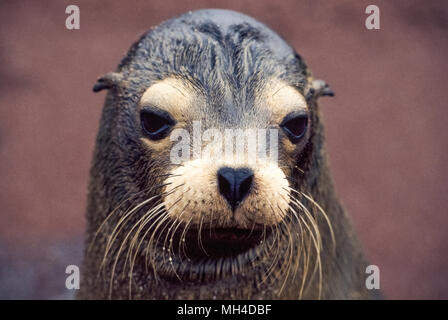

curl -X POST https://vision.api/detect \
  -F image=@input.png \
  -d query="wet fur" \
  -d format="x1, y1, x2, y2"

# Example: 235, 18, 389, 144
78, 9, 380, 299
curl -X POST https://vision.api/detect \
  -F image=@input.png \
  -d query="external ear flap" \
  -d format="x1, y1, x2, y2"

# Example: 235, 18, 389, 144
92, 72, 123, 92
306, 79, 334, 101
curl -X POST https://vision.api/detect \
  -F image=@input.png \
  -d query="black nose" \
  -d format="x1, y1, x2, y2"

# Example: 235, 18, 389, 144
217, 167, 254, 211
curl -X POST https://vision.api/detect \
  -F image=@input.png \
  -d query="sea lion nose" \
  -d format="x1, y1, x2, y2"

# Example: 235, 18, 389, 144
217, 167, 254, 211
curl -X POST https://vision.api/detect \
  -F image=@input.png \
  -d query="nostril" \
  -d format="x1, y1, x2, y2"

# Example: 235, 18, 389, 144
217, 167, 254, 211
217, 169, 233, 202
237, 173, 253, 204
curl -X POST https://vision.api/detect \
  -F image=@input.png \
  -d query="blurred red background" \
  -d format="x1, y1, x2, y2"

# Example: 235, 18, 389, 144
0, 0, 447, 299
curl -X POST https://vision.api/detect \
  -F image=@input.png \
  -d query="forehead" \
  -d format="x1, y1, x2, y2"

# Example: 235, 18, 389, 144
133, 13, 310, 122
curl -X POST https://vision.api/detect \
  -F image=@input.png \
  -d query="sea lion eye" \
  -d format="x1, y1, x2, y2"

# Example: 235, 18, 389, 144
280, 113, 308, 143
140, 108, 175, 140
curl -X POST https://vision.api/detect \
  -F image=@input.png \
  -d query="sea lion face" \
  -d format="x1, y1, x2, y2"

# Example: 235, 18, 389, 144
133, 50, 312, 259
92, 9, 330, 284
139, 77, 310, 228
137, 77, 309, 258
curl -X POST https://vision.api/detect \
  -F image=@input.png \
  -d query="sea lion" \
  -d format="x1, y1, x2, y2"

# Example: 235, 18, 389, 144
78, 9, 380, 299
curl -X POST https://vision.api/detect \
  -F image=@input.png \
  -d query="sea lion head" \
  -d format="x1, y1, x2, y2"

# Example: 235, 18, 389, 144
87, 9, 334, 299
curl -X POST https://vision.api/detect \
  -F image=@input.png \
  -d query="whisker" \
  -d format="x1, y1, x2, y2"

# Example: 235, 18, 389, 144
197, 215, 209, 257
300, 192, 336, 251
100, 194, 161, 274
125, 202, 167, 272
127, 205, 166, 298
108, 205, 161, 299
178, 215, 194, 262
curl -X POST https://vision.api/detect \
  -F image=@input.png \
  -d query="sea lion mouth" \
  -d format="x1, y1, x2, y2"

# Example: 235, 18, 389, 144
146, 224, 273, 283
181, 227, 268, 259
154, 222, 270, 263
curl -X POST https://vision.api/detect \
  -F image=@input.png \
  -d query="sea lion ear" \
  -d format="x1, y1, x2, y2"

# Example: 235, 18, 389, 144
92, 72, 123, 92
306, 79, 334, 101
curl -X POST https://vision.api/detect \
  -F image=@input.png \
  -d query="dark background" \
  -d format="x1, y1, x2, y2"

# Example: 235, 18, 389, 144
0, 0, 447, 299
